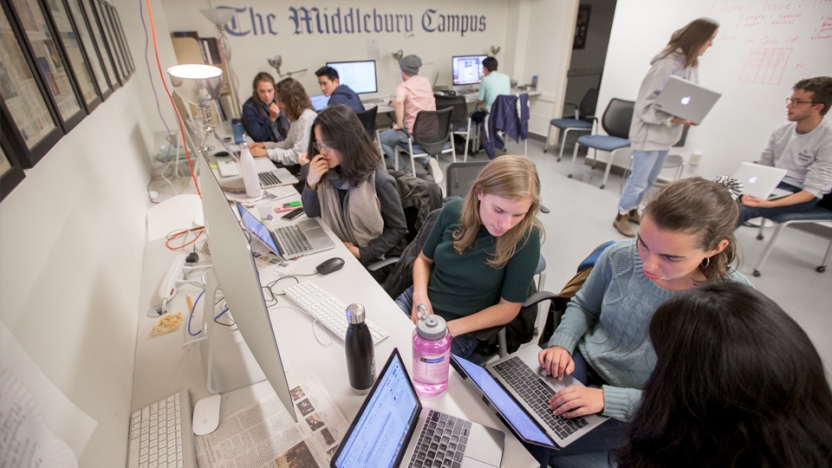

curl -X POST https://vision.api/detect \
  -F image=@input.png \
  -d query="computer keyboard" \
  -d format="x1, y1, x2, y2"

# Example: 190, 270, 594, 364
408, 410, 471, 468
492, 357, 588, 439
258, 171, 282, 188
217, 159, 240, 177
128, 389, 197, 468
275, 224, 313, 257
284, 281, 388, 345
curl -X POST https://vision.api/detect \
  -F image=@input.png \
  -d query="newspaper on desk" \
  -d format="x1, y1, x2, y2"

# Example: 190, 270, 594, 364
195, 374, 348, 468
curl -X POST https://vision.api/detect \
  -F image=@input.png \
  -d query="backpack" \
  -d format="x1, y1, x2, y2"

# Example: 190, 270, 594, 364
389, 170, 443, 243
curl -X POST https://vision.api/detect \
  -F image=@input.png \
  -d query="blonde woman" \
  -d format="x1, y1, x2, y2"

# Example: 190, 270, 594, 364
395, 155, 543, 358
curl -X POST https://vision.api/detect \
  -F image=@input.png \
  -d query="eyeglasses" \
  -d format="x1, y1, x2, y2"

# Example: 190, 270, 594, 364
786, 98, 817, 106
313, 140, 332, 152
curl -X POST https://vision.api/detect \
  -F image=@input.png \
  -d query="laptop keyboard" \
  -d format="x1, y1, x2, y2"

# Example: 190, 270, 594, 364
258, 171, 282, 188
408, 410, 471, 468
274, 224, 313, 256
492, 356, 589, 439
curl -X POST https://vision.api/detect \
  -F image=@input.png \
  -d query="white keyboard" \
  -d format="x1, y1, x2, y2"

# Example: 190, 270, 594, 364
284, 281, 389, 345
217, 159, 240, 177
128, 389, 197, 468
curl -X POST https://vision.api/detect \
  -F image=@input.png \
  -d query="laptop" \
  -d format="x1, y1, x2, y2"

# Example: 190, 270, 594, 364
732, 162, 789, 199
212, 154, 299, 189
310, 94, 330, 111
236, 202, 335, 260
654, 76, 721, 124
331, 348, 505, 468
451, 345, 608, 449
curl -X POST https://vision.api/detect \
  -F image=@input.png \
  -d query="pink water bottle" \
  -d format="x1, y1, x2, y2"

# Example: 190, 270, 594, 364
412, 304, 451, 396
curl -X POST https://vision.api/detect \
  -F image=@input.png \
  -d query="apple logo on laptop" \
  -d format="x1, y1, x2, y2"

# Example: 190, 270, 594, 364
680, 96, 691, 105
749, 176, 758, 184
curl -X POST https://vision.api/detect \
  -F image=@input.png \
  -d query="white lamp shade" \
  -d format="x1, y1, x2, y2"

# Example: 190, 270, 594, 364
200, 8, 234, 26
167, 64, 224, 107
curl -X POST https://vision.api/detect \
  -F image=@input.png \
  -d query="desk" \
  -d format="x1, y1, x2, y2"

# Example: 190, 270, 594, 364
132, 190, 537, 467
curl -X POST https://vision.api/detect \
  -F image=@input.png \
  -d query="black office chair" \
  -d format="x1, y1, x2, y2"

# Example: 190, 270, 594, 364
397, 107, 456, 181
445, 160, 551, 213
355, 106, 383, 162
435, 95, 473, 161
568, 98, 634, 189
544, 88, 598, 162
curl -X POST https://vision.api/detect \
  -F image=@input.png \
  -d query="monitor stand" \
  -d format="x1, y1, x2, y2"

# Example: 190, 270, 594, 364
199, 268, 266, 394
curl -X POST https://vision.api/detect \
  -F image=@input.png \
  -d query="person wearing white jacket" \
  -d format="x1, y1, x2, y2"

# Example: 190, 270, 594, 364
614, 18, 719, 237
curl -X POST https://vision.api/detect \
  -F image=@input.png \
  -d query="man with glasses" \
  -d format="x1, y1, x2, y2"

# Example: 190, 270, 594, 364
736, 76, 832, 227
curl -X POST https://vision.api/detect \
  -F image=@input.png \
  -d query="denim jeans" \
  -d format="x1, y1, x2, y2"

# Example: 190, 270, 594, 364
736, 182, 819, 227
395, 286, 480, 358
618, 150, 670, 212
379, 128, 430, 173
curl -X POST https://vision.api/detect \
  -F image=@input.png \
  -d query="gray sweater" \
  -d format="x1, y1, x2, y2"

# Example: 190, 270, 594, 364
547, 240, 751, 421
629, 51, 699, 152
265, 108, 317, 166
760, 117, 832, 198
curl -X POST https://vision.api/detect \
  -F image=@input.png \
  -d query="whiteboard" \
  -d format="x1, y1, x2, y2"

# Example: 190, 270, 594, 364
595, 0, 832, 179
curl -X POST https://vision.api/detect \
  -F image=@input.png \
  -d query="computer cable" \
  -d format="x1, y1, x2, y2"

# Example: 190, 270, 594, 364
165, 227, 204, 250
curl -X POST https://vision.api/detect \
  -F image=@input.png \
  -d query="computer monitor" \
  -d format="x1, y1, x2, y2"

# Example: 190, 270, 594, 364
326, 60, 378, 94
452, 55, 488, 87
310, 94, 330, 111
198, 153, 296, 421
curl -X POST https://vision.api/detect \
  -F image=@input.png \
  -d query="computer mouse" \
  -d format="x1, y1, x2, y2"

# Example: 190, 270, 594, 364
192, 394, 221, 435
316, 257, 345, 275
215, 151, 229, 157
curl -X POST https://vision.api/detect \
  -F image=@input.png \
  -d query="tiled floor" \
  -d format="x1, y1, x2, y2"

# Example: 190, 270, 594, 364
432, 138, 832, 375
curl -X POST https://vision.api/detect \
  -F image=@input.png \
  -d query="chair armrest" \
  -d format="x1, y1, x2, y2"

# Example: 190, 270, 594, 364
523, 291, 559, 308
366, 257, 400, 272
475, 325, 505, 341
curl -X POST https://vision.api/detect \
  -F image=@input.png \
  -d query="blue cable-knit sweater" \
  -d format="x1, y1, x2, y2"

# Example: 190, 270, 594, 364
546, 239, 751, 421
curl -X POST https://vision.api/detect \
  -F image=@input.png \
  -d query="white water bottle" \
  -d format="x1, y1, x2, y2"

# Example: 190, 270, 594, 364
239, 142, 262, 199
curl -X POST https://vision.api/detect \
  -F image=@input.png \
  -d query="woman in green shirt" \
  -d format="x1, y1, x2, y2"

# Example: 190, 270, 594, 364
395, 155, 543, 357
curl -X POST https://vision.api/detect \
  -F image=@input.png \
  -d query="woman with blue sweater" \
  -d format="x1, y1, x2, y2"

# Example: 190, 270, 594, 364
528, 177, 752, 464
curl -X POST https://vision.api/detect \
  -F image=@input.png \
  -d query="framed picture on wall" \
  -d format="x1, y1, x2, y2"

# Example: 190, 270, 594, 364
64, 0, 111, 100
77, 0, 117, 90
42, 0, 101, 113
6, 0, 86, 132
85, 0, 120, 87
0, 129, 26, 201
110, 6, 133, 74
0, 0, 64, 167
573, 5, 590, 50
95, 0, 126, 82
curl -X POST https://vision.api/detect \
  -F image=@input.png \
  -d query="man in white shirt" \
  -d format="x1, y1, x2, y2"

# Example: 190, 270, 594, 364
737, 76, 832, 227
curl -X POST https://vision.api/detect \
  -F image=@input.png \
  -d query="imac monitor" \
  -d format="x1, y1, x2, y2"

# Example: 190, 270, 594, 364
325, 60, 378, 94
198, 152, 297, 421
452, 55, 487, 86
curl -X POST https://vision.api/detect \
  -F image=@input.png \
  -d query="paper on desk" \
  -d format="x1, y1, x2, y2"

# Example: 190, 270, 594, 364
195, 373, 348, 468
0, 364, 79, 467
146, 194, 203, 241
0, 322, 97, 460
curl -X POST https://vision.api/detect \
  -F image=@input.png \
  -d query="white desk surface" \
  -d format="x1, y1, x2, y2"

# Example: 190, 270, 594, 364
132, 190, 537, 468
362, 89, 543, 115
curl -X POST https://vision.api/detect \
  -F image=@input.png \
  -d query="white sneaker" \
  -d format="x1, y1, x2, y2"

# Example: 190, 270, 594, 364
428, 158, 443, 184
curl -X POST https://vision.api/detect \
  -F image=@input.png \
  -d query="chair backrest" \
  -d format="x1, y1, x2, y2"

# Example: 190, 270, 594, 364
445, 161, 489, 199
579, 88, 599, 120
411, 107, 453, 156
354, 106, 378, 138
601, 98, 635, 139
435, 95, 468, 126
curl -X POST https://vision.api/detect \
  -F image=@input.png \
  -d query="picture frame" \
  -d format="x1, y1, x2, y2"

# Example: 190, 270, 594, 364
64, 0, 111, 100
95, 0, 126, 82
573, 5, 591, 50
0, 0, 64, 167
83, 0, 119, 87
42, 0, 101, 113
106, 3, 132, 75
0, 126, 27, 202
6, 0, 85, 132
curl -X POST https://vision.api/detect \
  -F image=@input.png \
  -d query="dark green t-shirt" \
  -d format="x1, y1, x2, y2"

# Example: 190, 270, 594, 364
422, 199, 541, 321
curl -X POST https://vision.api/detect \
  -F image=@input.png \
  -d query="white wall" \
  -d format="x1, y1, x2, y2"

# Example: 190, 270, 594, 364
0, 80, 153, 465
596, 0, 832, 177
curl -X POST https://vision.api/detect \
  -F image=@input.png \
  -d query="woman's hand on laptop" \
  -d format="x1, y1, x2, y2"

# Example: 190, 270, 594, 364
549, 387, 604, 418
741, 194, 768, 208
538, 346, 574, 380
249, 143, 268, 157
670, 117, 697, 126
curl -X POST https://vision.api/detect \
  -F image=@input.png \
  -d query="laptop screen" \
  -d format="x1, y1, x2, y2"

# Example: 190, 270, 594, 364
453, 355, 553, 446
236, 203, 281, 256
310, 94, 330, 111
333, 352, 419, 468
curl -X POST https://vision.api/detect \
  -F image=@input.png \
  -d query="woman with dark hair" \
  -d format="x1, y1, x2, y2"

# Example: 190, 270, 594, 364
302, 105, 407, 267
615, 282, 832, 468
528, 177, 751, 464
241, 72, 288, 143
614, 18, 720, 237
395, 155, 543, 358
250, 77, 316, 167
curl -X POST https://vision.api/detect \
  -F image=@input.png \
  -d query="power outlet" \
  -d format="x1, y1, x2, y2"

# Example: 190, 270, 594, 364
690, 151, 703, 166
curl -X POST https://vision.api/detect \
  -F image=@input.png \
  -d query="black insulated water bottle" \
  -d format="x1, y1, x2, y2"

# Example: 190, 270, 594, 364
345, 303, 375, 394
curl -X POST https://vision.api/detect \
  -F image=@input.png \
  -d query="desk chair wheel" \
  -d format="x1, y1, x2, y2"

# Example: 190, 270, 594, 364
600, 184, 605, 190
557, 156, 562, 162
567, 174, 573, 178
818, 266, 827, 273
757, 233, 765, 240
753, 269, 761, 277
543, 148, 548, 153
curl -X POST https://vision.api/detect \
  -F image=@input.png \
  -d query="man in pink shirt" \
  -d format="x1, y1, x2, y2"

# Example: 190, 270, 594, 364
379, 55, 436, 175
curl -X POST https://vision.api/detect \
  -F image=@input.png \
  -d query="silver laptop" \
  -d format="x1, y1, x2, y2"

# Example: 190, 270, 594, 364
310, 94, 330, 111
213, 154, 299, 189
654, 76, 721, 124
452, 345, 608, 449
236, 202, 335, 260
732, 162, 789, 199
331, 348, 504, 468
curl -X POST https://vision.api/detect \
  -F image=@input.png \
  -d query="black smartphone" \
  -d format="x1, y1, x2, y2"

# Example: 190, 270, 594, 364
282, 207, 304, 221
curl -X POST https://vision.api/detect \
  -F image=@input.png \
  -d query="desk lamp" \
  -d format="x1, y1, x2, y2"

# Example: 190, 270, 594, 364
266, 54, 307, 78
200, 8, 241, 118
168, 64, 224, 161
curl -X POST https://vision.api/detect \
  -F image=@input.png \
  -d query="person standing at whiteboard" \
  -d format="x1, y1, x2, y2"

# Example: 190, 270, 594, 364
614, 18, 719, 238
736, 76, 832, 227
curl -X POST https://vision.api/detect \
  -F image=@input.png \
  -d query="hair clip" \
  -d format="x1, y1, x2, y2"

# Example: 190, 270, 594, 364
713, 175, 743, 200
